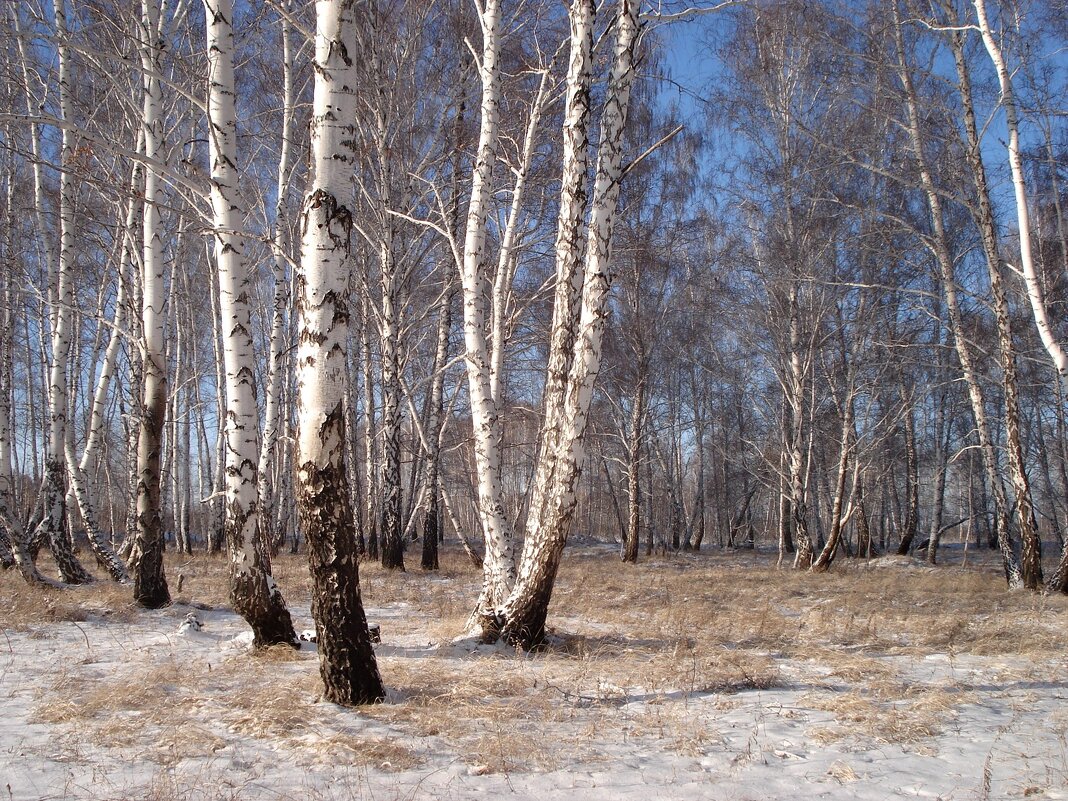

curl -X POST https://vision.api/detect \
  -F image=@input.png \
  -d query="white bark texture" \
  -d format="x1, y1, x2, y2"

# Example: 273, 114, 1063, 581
460, 0, 515, 624
498, 0, 640, 647
130, 0, 170, 608
40, 0, 94, 586
206, 0, 297, 646
972, 0, 1068, 389
258, 1, 295, 557
892, 5, 1021, 587
296, 0, 384, 705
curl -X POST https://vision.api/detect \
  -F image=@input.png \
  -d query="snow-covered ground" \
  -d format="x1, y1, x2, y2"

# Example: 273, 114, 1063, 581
2, 550, 1067, 800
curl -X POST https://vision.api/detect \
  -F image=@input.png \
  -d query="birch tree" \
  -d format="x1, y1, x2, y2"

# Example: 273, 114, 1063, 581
494, 0, 641, 648
205, 0, 298, 645
129, 0, 171, 608
37, 0, 95, 585
296, 0, 384, 705
889, 2, 1021, 586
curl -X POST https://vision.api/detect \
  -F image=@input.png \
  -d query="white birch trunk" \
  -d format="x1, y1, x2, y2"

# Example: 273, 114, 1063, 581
39, 0, 94, 585
258, 1, 294, 556
296, 0, 384, 705
972, 0, 1068, 389
205, 0, 297, 646
949, 27, 1042, 588
460, 0, 515, 625
129, 0, 170, 607
518, 1, 594, 586
892, 5, 1021, 587
499, 0, 640, 647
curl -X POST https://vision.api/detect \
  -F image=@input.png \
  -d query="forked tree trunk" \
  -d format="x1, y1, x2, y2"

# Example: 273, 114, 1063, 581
205, 0, 297, 646
496, 0, 640, 649
129, 0, 170, 608
295, 0, 384, 706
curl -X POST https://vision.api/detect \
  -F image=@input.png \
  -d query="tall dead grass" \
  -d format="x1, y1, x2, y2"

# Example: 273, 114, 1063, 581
8, 541, 1068, 777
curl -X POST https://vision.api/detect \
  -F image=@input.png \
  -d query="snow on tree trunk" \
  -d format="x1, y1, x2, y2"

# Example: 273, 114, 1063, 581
205, 0, 298, 646
295, 0, 384, 706
129, 0, 170, 608
498, 0, 639, 649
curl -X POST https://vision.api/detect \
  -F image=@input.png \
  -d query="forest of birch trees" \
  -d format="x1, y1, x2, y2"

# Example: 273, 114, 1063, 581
0, 0, 1066, 702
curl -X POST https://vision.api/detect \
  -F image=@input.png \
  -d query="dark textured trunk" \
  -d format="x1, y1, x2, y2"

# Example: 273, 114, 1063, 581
40, 459, 93, 584
227, 502, 297, 648
854, 476, 874, 558
621, 375, 644, 563
421, 494, 439, 570
896, 406, 918, 556
298, 407, 384, 705
812, 395, 854, 572
950, 27, 1042, 588
131, 384, 169, 608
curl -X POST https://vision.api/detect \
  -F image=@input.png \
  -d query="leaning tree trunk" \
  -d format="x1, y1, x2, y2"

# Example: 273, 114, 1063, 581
812, 391, 855, 572
949, 27, 1042, 588
63, 166, 139, 582
295, 0, 384, 706
497, 0, 639, 649
467, 0, 593, 640
205, 0, 297, 646
892, 5, 1020, 586
972, 0, 1068, 392
129, 0, 170, 608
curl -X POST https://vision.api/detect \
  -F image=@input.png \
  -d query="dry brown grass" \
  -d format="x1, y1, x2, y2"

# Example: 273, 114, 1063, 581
0, 563, 137, 630
9, 541, 1068, 772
